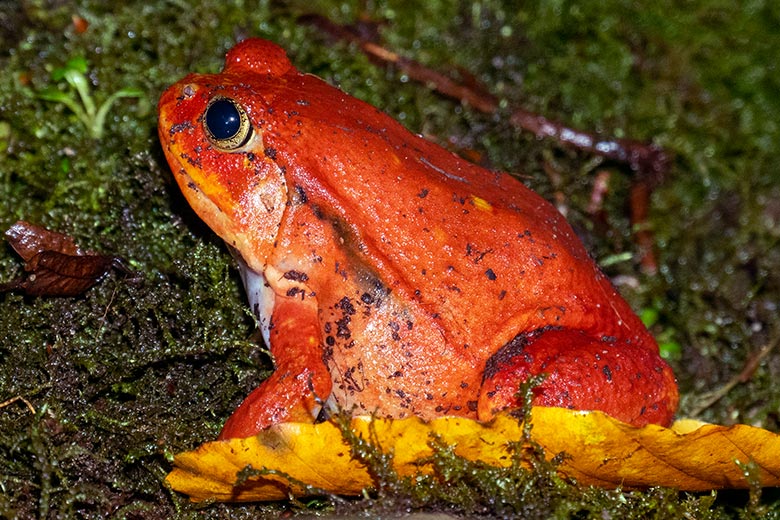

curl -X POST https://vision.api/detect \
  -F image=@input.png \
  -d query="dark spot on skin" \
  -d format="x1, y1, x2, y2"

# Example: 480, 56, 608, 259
293, 185, 308, 204
482, 328, 562, 382
311, 204, 325, 220
169, 121, 193, 134
485, 268, 497, 280
336, 265, 348, 280
498, 290, 506, 300
336, 316, 351, 339
180, 153, 202, 168
246, 152, 256, 162
467, 400, 478, 412
360, 292, 374, 305
388, 321, 401, 340
466, 244, 494, 264
389, 370, 403, 378
342, 363, 364, 392
396, 389, 406, 398
460, 382, 469, 389
264, 147, 277, 160
286, 287, 305, 298
601, 335, 617, 343
435, 405, 444, 413
452, 405, 462, 411
336, 296, 356, 315
283, 270, 309, 282
602, 365, 613, 382
335, 296, 355, 339
406, 320, 413, 330
326, 336, 335, 346
426, 393, 434, 400
640, 406, 646, 416
417, 188, 429, 198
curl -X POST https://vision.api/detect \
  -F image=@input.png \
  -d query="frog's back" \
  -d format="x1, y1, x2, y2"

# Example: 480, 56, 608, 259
250, 72, 646, 353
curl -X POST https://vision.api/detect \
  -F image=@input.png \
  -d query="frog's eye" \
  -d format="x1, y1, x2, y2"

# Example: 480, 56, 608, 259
203, 97, 253, 151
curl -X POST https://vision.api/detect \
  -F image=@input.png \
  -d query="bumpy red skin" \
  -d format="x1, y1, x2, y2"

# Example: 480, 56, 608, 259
158, 38, 678, 439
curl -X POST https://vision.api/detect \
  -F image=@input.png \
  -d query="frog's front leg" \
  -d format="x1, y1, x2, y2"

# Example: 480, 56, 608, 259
477, 327, 678, 427
218, 294, 332, 439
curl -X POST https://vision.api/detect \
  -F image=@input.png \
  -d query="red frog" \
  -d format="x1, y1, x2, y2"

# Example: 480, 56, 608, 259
158, 38, 678, 439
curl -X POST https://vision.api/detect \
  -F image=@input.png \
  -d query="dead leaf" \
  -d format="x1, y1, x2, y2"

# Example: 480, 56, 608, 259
166, 407, 780, 502
1, 220, 127, 296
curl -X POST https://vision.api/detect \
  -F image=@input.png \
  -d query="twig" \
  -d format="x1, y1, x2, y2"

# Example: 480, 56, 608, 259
0, 395, 36, 415
688, 335, 780, 418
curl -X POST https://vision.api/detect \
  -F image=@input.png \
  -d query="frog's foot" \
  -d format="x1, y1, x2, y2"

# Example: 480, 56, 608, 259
218, 299, 332, 440
477, 327, 678, 427
218, 365, 331, 439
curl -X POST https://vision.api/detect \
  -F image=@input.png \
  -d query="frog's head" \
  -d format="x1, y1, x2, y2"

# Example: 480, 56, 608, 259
158, 39, 294, 273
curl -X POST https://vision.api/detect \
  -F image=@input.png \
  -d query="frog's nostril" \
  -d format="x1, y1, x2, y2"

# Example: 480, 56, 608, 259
203, 96, 253, 151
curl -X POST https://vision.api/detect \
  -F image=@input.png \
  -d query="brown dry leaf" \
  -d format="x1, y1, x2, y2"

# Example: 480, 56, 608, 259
166, 407, 780, 502
1, 220, 126, 297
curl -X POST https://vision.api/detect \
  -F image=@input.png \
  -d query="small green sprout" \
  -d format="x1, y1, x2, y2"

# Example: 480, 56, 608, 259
640, 306, 682, 361
37, 56, 143, 139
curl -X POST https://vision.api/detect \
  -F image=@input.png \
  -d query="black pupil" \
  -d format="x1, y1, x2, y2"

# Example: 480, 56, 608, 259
205, 99, 241, 140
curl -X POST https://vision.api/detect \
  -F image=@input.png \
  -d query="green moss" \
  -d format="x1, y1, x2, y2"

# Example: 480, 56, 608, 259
1, 0, 779, 517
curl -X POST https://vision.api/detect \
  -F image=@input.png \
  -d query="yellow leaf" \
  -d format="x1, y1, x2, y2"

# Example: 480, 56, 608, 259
166, 407, 780, 502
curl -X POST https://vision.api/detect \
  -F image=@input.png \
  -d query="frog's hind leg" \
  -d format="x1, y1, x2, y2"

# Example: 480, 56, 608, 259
477, 327, 678, 427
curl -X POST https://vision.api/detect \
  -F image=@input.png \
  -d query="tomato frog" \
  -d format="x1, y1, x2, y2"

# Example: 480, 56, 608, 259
158, 38, 678, 439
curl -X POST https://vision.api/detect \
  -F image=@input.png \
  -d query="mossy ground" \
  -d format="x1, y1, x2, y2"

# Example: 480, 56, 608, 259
1, 0, 778, 518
